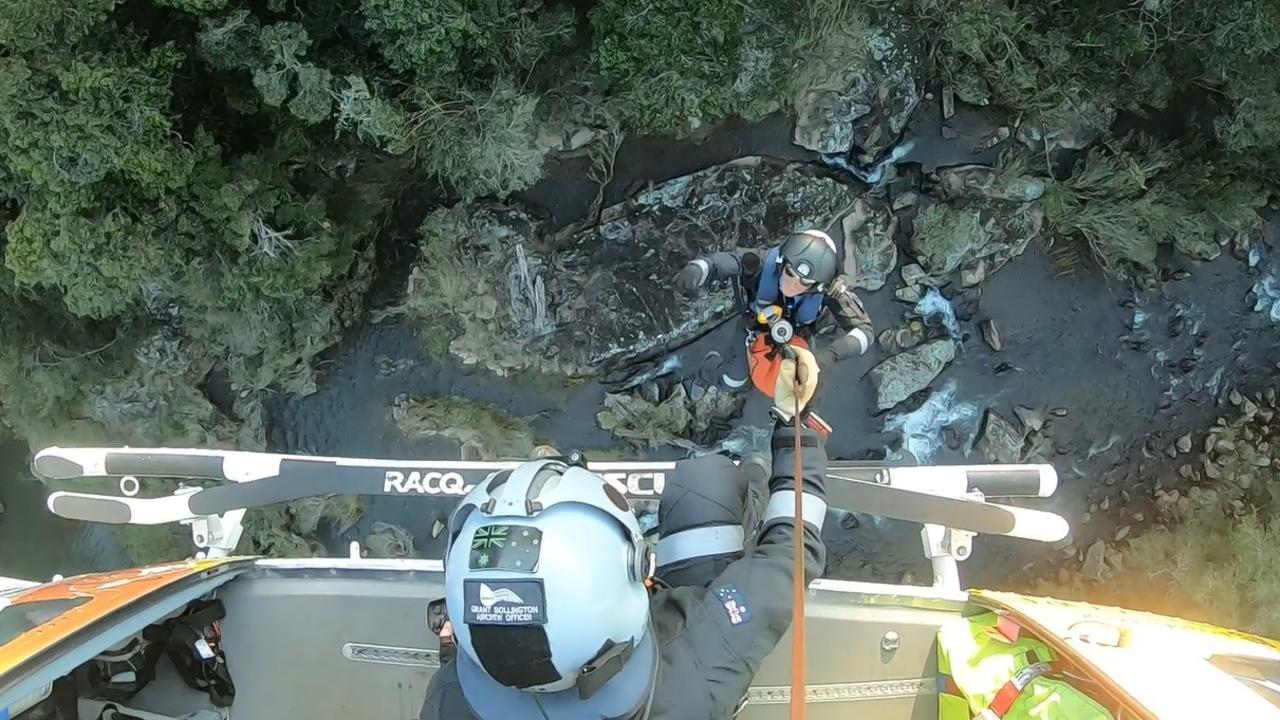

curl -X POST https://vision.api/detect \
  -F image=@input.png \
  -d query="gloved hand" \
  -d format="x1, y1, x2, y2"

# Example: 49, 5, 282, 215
674, 260, 707, 296
772, 345, 820, 422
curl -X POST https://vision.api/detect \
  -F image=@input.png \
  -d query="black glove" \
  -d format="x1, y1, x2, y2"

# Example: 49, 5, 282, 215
674, 261, 707, 296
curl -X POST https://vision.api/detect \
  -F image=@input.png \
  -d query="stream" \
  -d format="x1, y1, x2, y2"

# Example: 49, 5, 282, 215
2, 100, 1278, 590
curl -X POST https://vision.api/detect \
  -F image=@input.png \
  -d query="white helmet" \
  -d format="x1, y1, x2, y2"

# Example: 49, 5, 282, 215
444, 458, 657, 718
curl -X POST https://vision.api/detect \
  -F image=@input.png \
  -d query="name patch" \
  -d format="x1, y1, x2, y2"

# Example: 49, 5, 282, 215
463, 579, 547, 626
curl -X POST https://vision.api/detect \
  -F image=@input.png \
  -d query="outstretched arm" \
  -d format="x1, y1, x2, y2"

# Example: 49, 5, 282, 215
681, 423, 828, 710
816, 277, 874, 367
675, 247, 765, 294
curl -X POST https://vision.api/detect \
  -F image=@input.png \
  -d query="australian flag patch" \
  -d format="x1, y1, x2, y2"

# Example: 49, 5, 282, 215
714, 585, 752, 626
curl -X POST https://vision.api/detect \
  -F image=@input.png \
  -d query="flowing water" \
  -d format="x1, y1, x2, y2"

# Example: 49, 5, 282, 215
3, 107, 1278, 589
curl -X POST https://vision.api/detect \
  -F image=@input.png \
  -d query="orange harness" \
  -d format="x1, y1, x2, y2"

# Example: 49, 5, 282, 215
747, 333, 811, 397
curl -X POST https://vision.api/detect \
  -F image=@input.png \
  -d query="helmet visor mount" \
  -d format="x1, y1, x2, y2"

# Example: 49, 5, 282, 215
782, 261, 818, 288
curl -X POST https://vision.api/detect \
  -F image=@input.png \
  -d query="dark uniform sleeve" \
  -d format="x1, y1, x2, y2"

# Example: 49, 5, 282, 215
654, 454, 769, 589
418, 661, 478, 720
820, 276, 875, 362
697, 247, 766, 284
677, 423, 829, 711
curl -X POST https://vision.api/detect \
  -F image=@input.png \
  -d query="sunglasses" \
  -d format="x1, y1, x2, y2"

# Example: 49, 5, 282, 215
782, 264, 817, 288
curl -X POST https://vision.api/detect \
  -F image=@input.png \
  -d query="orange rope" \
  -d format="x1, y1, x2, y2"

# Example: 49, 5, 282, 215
789, 366, 806, 720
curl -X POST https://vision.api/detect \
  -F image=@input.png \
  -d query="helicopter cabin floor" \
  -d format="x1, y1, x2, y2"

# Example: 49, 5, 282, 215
75, 571, 956, 720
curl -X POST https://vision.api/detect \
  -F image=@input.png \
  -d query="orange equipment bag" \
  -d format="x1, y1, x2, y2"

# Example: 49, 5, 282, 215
747, 333, 810, 397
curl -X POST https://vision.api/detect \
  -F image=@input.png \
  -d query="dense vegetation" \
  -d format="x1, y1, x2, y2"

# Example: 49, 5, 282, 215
2, 0, 1279, 568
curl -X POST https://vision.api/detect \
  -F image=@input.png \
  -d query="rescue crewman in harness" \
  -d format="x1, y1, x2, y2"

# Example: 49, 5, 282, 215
673, 228, 875, 394
417, 355, 828, 720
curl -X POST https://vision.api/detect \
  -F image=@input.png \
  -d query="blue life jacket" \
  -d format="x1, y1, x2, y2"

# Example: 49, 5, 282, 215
753, 248, 826, 327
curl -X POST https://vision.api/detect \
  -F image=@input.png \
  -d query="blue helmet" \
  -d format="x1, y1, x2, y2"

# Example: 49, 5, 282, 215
444, 459, 656, 718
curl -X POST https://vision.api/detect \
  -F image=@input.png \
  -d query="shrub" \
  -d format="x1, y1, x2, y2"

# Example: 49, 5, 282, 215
591, 0, 746, 134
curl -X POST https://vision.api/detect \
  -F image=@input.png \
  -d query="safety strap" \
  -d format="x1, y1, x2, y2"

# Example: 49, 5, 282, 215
975, 662, 1053, 720
790, 368, 806, 720
143, 600, 236, 707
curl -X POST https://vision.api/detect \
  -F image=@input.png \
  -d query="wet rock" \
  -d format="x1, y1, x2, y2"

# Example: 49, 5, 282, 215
1016, 100, 1115, 152
431, 519, 446, 538
1242, 397, 1260, 419
894, 325, 924, 351
1176, 433, 1192, 454
978, 409, 1023, 464
1083, 540, 1108, 581
941, 125, 959, 140
1115, 525, 1130, 542
1121, 489, 1132, 504
1014, 405, 1044, 433
792, 19, 922, 160
1050, 407, 1068, 417
895, 284, 924, 303
1100, 496, 1111, 511
971, 127, 1011, 152
597, 383, 740, 450
793, 83, 873, 154
416, 159, 855, 376
942, 87, 955, 120
908, 199, 1043, 277
868, 339, 957, 411
1203, 458, 1221, 480
843, 200, 898, 291
392, 395, 536, 460
1229, 388, 1245, 406
901, 263, 927, 286
942, 425, 962, 450
933, 164, 1047, 204
639, 381, 662, 404
850, 22, 924, 161
892, 191, 919, 212
980, 319, 1003, 351
960, 260, 988, 287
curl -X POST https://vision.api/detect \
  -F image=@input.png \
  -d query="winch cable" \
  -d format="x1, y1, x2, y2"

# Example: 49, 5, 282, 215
789, 355, 807, 720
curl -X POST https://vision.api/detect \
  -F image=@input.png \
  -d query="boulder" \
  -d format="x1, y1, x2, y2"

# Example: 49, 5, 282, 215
907, 198, 1043, 277
933, 164, 1046, 203
978, 409, 1023, 463
597, 383, 741, 449
794, 80, 874, 154
1016, 100, 1115, 152
868, 339, 956, 411
851, 22, 925, 161
792, 18, 923, 161
411, 158, 855, 376
842, 200, 898, 291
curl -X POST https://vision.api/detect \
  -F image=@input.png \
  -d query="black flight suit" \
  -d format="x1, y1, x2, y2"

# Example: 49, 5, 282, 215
417, 422, 829, 719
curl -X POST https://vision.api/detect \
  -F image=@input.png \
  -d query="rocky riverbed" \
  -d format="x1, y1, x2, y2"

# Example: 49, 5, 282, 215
4, 84, 1279, 594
